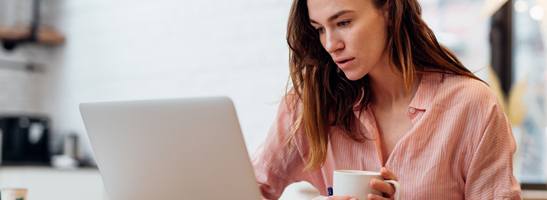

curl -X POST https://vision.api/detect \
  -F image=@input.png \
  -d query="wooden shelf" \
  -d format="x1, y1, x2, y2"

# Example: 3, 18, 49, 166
0, 26, 65, 45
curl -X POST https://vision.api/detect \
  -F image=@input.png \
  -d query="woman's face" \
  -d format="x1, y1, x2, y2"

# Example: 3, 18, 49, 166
307, 0, 390, 81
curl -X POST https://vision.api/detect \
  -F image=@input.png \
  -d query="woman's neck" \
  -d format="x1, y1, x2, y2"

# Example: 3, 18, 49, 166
367, 61, 421, 111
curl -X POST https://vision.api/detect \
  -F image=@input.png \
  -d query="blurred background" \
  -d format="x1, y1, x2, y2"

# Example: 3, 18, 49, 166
0, 0, 545, 199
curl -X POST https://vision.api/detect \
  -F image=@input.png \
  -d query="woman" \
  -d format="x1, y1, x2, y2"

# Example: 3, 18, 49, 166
251, 0, 522, 199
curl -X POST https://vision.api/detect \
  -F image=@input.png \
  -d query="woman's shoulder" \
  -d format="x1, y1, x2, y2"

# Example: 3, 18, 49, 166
434, 73, 500, 114
278, 89, 302, 116
274, 90, 305, 136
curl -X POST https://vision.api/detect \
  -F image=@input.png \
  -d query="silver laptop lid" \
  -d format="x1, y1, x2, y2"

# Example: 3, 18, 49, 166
80, 97, 262, 200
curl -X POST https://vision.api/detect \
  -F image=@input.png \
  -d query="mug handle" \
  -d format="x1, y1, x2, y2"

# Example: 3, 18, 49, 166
384, 180, 402, 200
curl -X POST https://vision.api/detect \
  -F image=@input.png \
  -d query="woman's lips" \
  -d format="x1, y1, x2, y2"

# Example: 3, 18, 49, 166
336, 58, 355, 69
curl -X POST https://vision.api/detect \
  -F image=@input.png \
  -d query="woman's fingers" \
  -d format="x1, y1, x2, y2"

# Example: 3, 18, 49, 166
309, 196, 357, 200
330, 196, 358, 200
367, 193, 392, 200
380, 167, 398, 181
370, 178, 396, 197
370, 167, 398, 197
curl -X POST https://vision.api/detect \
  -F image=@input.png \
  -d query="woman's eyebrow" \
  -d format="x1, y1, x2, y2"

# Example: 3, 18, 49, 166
310, 10, 354, 24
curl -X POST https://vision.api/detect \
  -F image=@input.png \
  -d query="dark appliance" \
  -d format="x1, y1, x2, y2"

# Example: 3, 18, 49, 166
0, 116, 50, 165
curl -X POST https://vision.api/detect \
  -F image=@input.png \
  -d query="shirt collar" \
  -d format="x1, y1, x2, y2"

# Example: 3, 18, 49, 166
352, 72, 444, 111
408, 72, 443, 110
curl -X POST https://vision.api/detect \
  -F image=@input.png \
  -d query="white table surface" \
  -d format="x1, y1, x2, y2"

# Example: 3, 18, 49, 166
4, 166, 538, 200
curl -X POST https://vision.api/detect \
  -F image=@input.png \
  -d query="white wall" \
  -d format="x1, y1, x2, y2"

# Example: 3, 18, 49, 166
42, 0, 293, 160
0, 58, 46, 114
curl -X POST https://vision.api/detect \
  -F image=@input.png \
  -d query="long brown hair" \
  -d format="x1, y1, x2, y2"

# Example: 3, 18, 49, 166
286, 0, 485, 171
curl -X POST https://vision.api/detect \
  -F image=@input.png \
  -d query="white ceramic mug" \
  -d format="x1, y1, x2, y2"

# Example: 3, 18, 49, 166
333, 170, 401, 200
1, 188, 28, 200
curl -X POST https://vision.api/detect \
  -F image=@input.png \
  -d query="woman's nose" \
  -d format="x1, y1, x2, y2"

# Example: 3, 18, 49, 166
324, 32, 344, 53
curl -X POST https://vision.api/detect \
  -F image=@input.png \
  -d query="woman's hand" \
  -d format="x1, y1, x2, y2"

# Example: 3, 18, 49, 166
368, 167, 398, 200
310, 196, 356, 200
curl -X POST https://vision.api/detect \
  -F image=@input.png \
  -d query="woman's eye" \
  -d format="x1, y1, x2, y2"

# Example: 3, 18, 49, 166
338, 21, 350, 27
316, 27, 325, 34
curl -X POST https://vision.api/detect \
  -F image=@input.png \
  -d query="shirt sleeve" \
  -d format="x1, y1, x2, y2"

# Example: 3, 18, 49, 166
464, 102, 522, 199
251, 95, 309, 200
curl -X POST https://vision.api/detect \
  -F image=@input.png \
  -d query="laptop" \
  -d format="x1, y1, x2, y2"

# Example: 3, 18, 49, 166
80, 97, 263, 199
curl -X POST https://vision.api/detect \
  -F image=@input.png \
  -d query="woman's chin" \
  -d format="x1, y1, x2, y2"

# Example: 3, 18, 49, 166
341, 71, 366, 81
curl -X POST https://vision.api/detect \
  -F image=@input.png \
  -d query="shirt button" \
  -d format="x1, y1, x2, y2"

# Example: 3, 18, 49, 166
409, 107, 416, 114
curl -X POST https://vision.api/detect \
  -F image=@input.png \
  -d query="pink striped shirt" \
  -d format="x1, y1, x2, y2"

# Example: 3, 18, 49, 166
251, 72, 522, 199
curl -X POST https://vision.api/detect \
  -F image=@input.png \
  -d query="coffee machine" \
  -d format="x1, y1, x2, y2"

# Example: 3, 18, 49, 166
0, 116, 50, 165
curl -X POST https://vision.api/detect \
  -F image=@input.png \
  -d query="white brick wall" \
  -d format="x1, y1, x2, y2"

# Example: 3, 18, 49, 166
0, 47, 48, 114
0, 68, 44, 113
